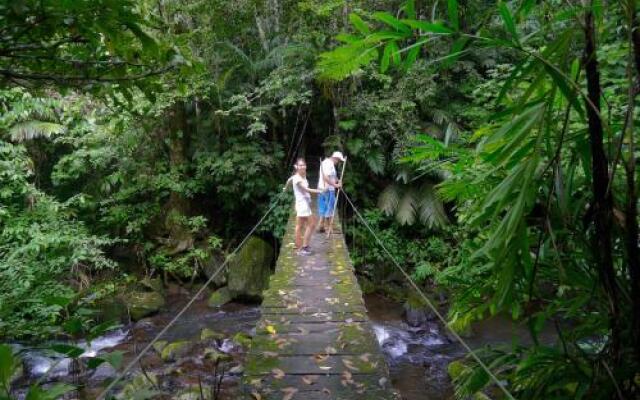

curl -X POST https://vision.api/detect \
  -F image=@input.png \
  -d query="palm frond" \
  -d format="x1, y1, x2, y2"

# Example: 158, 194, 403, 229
366, 149, 385, 175
417, 184, 449, 228
9, 121, 65, 142
378, 183, 401, 215
395, 188, 417, 225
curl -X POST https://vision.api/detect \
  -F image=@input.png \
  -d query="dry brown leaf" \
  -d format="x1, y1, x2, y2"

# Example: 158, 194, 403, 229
359, 353, 371, 362
271, 368, 285, 379
342, 358, 360, 371
281, 387, 298, 400
301, 375, 317, 385
251, 391, 262, 400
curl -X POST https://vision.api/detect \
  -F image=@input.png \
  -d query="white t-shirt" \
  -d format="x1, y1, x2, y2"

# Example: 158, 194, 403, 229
292, 174, 311, 205
317, 158, 337, 191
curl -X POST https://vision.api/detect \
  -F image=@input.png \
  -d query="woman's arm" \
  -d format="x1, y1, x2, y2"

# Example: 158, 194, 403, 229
296, 182, 322, 195
282, 176, 294, 191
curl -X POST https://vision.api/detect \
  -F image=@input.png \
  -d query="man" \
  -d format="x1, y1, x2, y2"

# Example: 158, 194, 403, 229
317, 151, 346, 233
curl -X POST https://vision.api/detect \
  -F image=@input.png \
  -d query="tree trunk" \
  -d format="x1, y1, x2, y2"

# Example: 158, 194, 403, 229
583, 8, 621, 361
165, 100, 193, 254
626, 0, 640, 363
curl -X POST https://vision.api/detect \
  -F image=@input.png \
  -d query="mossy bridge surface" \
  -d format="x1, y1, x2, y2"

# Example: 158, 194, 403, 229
241, 215, 400, 399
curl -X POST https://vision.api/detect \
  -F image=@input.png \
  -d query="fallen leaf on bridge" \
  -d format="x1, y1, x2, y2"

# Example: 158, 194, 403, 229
281, 387, 298, 400
272, 368, 285, 379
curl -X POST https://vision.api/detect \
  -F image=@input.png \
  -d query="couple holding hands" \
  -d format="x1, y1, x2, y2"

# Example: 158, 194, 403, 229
284, 151, 346, 256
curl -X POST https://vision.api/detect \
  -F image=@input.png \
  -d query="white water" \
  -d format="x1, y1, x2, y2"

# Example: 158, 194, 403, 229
372, 323, 445, 359
22, 329, 128, 379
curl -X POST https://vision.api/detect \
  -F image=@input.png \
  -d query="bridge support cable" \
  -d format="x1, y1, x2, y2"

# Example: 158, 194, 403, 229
341, 190, 517, 400
96, 202, 280, 400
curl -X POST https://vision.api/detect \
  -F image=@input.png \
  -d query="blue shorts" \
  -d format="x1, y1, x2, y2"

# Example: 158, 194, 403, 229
317, 190, 336, 218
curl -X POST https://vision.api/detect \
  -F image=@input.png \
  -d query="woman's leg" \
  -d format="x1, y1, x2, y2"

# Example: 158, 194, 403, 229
303, 215, 316, 248
295, 216, 306, 249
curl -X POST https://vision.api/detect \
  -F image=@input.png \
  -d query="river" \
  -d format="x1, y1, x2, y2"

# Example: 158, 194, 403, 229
9, 288, 552, 399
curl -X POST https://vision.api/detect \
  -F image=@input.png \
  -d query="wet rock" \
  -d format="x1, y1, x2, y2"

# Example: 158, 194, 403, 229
89, 362, 116, 383
228, 364, 243, 375
403, 293, 434, 327
201, 328, 224, 341
160, 340, 192, 362
404, 306, 429, 327
227, 236, 274, 300
208, 287, 231, 308
124, 291, 165, 321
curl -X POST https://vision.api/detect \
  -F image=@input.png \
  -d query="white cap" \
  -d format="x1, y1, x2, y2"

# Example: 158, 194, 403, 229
331, 151, 346, 162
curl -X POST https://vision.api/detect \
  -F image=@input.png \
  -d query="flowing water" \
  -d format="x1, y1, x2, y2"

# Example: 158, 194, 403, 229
364, 293, 557, 400
10, 288, 554, 399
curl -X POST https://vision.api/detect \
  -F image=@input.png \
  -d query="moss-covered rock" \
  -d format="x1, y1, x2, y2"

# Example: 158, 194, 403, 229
201, 249, 227, 287
227, 236, 274, 300
200, 328, 224, 341
208, 287, 231, 308
124, 291, 165, 321
160, 340, 191, 362
139, 277, 164, 294
203, 347, 232, 362
447, 360, 466, 380
152, 340, 168, 355
232, 332, 252, 348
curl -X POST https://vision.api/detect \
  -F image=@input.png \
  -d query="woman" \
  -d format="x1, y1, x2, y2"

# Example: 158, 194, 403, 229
284, 158, 322, 255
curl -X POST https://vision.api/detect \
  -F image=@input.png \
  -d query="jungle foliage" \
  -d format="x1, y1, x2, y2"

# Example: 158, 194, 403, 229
0, 0, 638, 399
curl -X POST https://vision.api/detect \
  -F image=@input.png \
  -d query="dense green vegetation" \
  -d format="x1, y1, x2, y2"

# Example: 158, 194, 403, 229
1, 0, 638, 399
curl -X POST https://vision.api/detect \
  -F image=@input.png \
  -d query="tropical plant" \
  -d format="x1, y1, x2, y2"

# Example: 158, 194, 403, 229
319, 0, 639, 397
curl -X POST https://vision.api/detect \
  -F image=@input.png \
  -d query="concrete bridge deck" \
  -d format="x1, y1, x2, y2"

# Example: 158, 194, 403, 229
241, 215, 399, 399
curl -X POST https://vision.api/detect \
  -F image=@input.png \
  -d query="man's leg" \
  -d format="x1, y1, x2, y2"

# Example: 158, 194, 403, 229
324, 190, 336, 230
317, 192, 326, 232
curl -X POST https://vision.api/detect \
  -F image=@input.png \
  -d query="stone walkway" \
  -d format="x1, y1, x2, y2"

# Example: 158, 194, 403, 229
241, 215, 399, 399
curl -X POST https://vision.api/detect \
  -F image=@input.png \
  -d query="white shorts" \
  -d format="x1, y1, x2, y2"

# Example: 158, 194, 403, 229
295, 200, 312, 217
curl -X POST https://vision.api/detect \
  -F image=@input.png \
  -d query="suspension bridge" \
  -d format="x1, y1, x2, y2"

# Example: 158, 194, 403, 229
240, 213, 399, 399
97, 182, 513, 400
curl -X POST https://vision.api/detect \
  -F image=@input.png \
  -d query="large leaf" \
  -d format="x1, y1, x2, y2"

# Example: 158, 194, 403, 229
402, 19, 454, 34
499, 2, 519, 45
0, 344, 16, 394
447, 0, 459, 30
372, 12, 411, 33
349, 13, 370, 34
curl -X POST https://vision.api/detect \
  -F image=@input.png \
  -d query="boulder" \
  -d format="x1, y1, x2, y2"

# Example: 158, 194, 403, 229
227, 236, 274, 300
403, 293, 434, 327
139, 277, 164, 294
201, 249, 227, 287
160, 340, 192, 362
208, 287, 231, 308
124, 291, 165, 321
89, 362, 116, 384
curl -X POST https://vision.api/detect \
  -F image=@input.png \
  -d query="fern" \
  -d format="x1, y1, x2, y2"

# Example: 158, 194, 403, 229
9, 121, 65, 142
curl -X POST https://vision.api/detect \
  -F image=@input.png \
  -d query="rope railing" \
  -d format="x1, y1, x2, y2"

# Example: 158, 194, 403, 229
340, 190, 517, 400
96, 201, 279, 400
